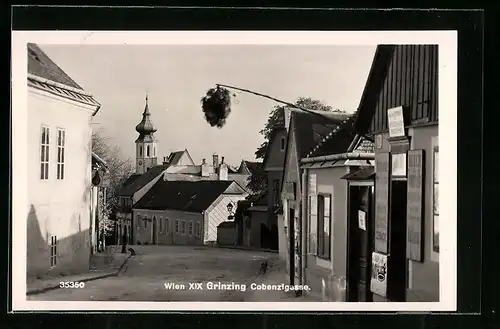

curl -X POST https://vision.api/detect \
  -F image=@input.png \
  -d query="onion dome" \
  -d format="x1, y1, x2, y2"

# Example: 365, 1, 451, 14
135, 95, 157, 135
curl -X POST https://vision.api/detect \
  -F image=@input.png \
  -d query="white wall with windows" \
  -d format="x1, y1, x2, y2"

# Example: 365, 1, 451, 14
27, 85, 97, 277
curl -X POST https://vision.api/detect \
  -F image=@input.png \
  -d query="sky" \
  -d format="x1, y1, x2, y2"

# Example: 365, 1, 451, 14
41, 44, 376, 167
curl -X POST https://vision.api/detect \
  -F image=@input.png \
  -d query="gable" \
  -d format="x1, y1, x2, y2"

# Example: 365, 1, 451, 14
224, 181, 247, 195
354, 45, 438, 136
263, 128, 287, 171
281, 120, 301, 193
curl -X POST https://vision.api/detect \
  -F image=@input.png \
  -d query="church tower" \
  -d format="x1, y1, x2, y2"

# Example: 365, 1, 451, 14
135, 95, 158, 174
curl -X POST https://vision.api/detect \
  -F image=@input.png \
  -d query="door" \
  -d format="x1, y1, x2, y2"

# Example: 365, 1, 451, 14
388, 180, 408, 301
347, 185, 374, 302
288, 208, 295, 285
152, 216, 157, 244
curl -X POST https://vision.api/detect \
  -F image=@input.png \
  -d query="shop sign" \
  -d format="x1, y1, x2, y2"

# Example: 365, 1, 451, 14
387, 106, 405, 138
370, 252, 388, 297
406, 149, 425, 261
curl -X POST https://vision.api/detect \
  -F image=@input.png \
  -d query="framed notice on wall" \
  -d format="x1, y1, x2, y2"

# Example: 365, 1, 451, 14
370, 252, 388, 297
406, 149, 425, 261
387, 106, 405, 138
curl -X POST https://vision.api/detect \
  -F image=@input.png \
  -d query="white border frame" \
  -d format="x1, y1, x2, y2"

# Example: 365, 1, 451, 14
12, 30, 457, 312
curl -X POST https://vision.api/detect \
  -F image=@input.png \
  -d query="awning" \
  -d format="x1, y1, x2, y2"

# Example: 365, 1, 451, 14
341, 166, 375, 180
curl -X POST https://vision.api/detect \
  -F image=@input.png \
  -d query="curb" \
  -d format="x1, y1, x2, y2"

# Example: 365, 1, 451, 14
26, 253, 134, 296
216, 245, 279, 254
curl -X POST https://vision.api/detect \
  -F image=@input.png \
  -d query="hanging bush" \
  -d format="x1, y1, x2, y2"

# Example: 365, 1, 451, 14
200, 86, 234, 128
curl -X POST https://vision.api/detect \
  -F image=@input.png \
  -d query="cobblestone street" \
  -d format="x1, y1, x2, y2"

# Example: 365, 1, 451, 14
27, 245, 285, 302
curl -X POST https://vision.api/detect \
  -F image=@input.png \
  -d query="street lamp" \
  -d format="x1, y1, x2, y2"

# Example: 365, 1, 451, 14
227, 202, 234, 220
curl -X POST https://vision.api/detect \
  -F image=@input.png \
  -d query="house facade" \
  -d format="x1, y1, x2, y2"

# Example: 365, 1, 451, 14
280, 110, 352, 287
299, 128, 375, 301
26, 43, 101, 278
352, 45, 439, 302
132, 180, 248, 245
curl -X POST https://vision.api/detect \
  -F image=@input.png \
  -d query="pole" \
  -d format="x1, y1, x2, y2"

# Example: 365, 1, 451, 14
215, 83, 347, 123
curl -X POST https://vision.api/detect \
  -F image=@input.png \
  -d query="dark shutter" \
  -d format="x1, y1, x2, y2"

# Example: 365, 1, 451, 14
406, 149, 425, 261
374, 153, 390, 253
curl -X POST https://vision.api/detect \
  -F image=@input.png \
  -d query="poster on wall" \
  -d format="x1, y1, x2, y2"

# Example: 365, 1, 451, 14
358, 210, 366, 230
406, 149, 425, 261
370, 252, 388, 297
308, 173, 317, 195
374, 153, 390, 253
294, 216, 302, 285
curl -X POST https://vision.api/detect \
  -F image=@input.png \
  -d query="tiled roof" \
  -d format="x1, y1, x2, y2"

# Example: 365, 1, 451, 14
166, 151, 184, 165
28, 43, 83, 90
134, 180, 240, 212
291, 111, 352, 160
353, 138, 375, 154
241, 161, 262, 175
117, 165, 169, 197
306, 115, 358, 158
121, 174, 141, 188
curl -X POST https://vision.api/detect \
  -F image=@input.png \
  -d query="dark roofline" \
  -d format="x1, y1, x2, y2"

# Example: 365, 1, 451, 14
353, 45, 396, 136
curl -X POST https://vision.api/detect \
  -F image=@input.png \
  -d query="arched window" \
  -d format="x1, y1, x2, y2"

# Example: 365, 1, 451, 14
147, 145, 150, 157
139, 145, 143, 156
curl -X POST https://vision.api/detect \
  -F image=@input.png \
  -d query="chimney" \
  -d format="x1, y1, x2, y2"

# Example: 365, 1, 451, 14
213, 153, 219, 170
162, 156, 169, 165
221, 156, 225, 164
201, 158, 210, 177
218, 161, 228, 181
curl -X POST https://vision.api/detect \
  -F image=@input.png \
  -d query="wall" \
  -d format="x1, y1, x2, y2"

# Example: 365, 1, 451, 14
217, 225, 239, 246
266, 170, 283, 226
303, 165, 349, 301
27, 88, 95, 278
264, 129, 288, 170
204, 194, 247, 243
133, 209, 204, 246
276, 213, 286, 261
245, 210, 268, 248
373, 125, 439, 302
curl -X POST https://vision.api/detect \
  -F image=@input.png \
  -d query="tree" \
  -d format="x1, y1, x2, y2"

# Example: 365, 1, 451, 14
247, 97, 345, 195
92, 130, 135, 209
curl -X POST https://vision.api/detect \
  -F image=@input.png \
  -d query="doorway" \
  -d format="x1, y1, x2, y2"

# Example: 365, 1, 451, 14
152, 216, 158, 244
387, 180, 408, 301
288, 208, 295, 286
347, 184, 375, 302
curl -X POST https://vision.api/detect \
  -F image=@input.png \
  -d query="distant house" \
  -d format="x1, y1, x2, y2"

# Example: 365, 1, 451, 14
280, 110, 352, 286
26, 43, 101, 278
228, 159, 263, 192
132, 180, 248, 245
114, 98, 231, 243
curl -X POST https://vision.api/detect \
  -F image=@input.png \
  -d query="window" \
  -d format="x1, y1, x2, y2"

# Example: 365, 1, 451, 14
143, 218, 147, 229
56, 129, 65, 179
195, 222, 201, 237
187, 221, 193, 235
181, 220, 186, 235
50, 235, 57, 267
272, 179, 280, 206
139, 145, 143, 156
147, 145, 150, 157
280, 137, 286, 151
165, 218, 169, 233
40, 126, 50, 180
317, 194, 332, 260
159, 217, 163, 232
175, 220, 180, 233
433, 145, 439, 253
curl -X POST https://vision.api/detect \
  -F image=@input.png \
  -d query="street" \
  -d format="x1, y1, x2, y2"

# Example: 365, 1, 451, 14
27, 245, 281, 302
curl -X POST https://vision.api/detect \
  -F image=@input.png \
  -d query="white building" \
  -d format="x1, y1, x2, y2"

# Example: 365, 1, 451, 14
26, 43, 101, 278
